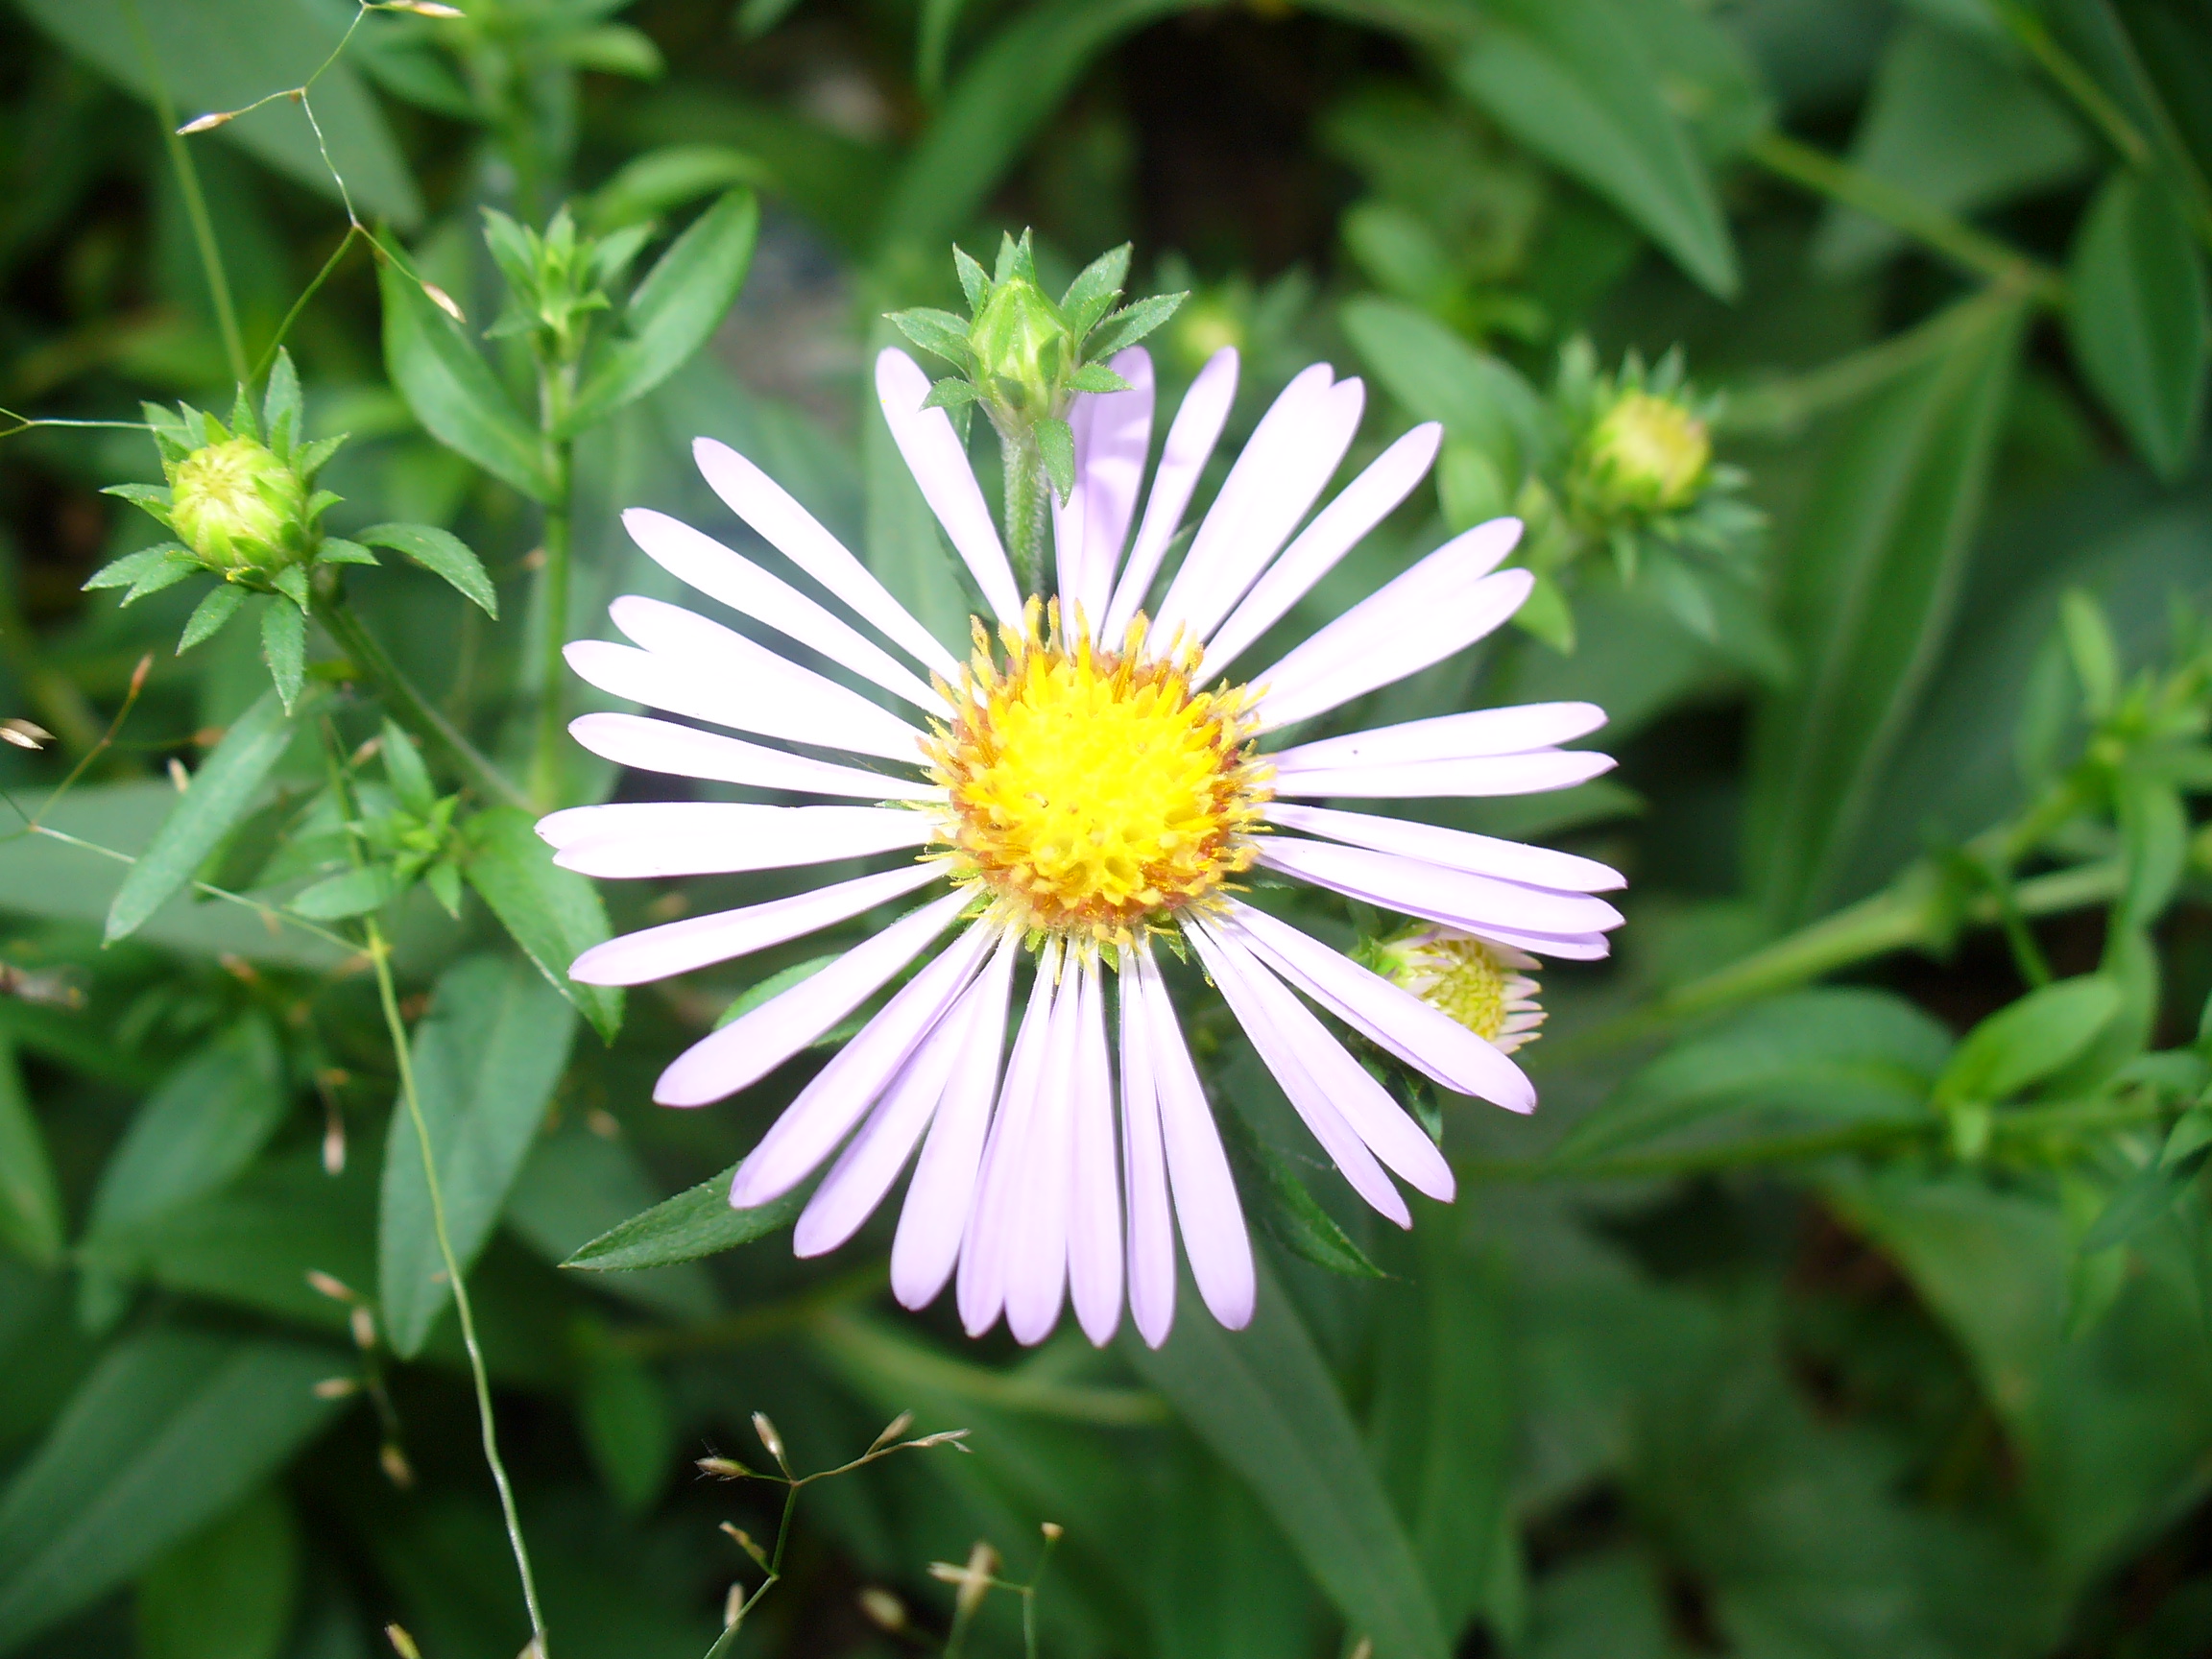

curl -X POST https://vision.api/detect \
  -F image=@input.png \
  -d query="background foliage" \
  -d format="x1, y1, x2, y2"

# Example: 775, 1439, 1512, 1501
2, 0, 2211, 1656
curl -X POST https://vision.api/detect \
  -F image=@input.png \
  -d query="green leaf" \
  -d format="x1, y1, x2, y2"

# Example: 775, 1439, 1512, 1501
1036, 415, 1076, 502
1061, 241, 1131, 328
460, 805, 623, 1043
258, 597, 305, 712
376, 251, 553, 503
586, 144, 772, 229
562, 1165, 802, 1272
1081, 291, 1186, 359
84, 1017, 287, 1246
1558, 989, 1952, 1164
1451, 0, 1738, 298
0, 1037, 63, 1267
2080, 1145, 2209, 1253
379, 720, 436, 817
106, 689, 294, 944
315, 537, 377, 567
0, 1329, 344, 1653
1340, 297, 1543, 482
886, 306, 975, 365
286, 865, 398, 921
953, 244, 991, 311
261, 350, 302, 460
355, 522, 498, 617
1216, 1099, 1383, 1279
504, 1123, 717, 1320
2067, 169, 2210, 481
1126, 1257, 1451, 1659
922, 376, 983, 409
576, 1343, 676, 1515
1744, 290, 2026, 923
84, 544, 186, 591
1815, 20, 2091, 276
1066, 362, 1131, 394
565, 189, 760, 434
2117, 771, 2188, 925
177, 584, 246, 653
135, 1487, 299, 1659
1934, 974, 2123, 1108
377, 956, 574, 1358
15, 0, 421, 226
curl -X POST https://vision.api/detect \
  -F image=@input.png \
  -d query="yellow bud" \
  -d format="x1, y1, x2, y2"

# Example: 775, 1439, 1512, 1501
165, 437, 309, 570
1576, 389, 1710, 517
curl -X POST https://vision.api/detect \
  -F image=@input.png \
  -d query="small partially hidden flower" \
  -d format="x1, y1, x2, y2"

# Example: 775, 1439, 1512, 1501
1363, 927, 1545, 1053
167, 435, 310, 570
1577, 389, 1710, 517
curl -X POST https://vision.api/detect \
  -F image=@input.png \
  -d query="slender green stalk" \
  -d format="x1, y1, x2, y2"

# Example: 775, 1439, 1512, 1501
253, 224, 361, 382
316, 593, 533, 811
1748, 130, 2066, 304
529, 494, 572, 808
119, 0, 248, 384
365, 915, 548, 1659
1001, 430, 1049, 597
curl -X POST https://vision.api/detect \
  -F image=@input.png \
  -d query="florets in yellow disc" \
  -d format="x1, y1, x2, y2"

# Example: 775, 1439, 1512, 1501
1366, 927, 1545, 1051
928, 604, 1271, 946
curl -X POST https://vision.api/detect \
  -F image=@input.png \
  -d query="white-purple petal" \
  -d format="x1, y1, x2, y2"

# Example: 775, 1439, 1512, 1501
568, 713, 935, 802
692, 436, 961, 681
569, 863, 942, 987
1005, 955, 1084, 1345
959, 944, 1060, 1335
1269, 701, 1607, 772
1118, 956, 1177, 1348
1102, 347, 1239, 641
876, 349, 1022, 624
1258, 835, 1623, 939
1066, 953, 1122, 1346
539, 802, 932, 879
653, 888, 970, 1108
622, 508, 950, 715
1054, 348, 1153, 634
1199, 421, 1442, 680
1266, 750, 1617, 801
728, 918, 999, 1205
1217, 900, 1534, 1114
1263, 802, 1623, 892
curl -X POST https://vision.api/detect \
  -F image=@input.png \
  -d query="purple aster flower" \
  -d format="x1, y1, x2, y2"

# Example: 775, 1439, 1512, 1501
539, 344, 1624, 1349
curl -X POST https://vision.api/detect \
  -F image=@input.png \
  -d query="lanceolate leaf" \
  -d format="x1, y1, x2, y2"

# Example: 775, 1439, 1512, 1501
0, 1330, 344, 1653
106, 689, 295, 945
355, 523, 498, 616
562, 1164, 803, 1272
1127, 1259, 1451, 1659
1745, 290, 2027, 923
376, 251, 554, 504
1451, 0, 1738, 298
259, 598, 305, 711
0, 1037, 62, 1266
2067, 169, 2210, 481
565, 190, 760, 435
1341, 297, 1543, 480
461, 806, 623, 1043
378, 955, 576, 1357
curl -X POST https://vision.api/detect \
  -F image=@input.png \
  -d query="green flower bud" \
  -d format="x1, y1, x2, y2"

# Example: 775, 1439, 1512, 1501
969, 275, 1074, 418
1575, 389, 1711, 518
165, 436, 310, 570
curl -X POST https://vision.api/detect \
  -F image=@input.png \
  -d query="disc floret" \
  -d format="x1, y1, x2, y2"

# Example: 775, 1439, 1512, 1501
926, 604, 1272, 948
1362, 926, 1546, 1051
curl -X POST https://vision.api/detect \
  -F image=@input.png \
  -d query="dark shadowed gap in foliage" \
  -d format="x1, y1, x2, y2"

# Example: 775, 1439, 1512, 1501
1111, 8, 1410, 278
1615, 700, 1749, 899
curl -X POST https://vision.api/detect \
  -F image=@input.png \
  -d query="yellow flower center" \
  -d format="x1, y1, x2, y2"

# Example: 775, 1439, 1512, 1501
927, 605, 1271, 947
1583, 390, 1710, 515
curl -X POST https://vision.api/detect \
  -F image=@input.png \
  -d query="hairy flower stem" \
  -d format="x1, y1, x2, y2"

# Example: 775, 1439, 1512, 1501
316, 593, 532, 811
366, 915, 549, 1659
530, 497, 572, 807
1001, 431, 1050, 598
119, 0, 247, 383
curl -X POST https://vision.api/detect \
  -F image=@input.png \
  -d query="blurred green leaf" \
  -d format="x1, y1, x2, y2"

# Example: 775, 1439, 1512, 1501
134, 1486, 299, 1659
586, 145, 772, 229
1815, 20, 2091, 276
0, 1329, 343, 1653
0, 1039, 62, 1267
377, 252, 554, 504
1216, 1099, 1384, 1278
1128, 1258, 1451, 1659
84, 1015, 286, 1246
565, 190, 760, 434
287, 864, 397, 921
1933, 974, 2121, 1106
379, 954, 576, 1358
461, 805, 622, 1043
105, 689, 293, 944
1746, 289, 2027, 922
576, 1342, 676, 1514
561, 1163, 802, 1272
1340, 297, 1543, 482
2079, 1143, 2207, 1252
2066, 169, 2210, 481
15, 0, 421, 226
1559, 989, 1952, 1164
355, 523, 498, 617
1451, 0, 1738, 298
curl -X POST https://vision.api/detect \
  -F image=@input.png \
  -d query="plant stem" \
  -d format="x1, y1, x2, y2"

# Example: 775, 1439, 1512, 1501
1001, 427, 1048, 598
529, 495, 571, 809
366, 916, 549, 1659
1747, 130, 2066, 304
316, 592, 532, 811
119, 0, 248, 384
